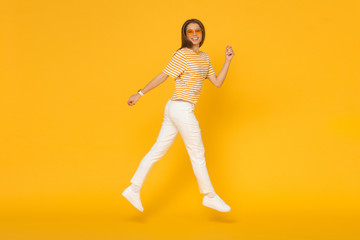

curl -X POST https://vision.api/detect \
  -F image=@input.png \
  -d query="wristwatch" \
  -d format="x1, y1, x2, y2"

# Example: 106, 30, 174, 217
137, 89, 144, 96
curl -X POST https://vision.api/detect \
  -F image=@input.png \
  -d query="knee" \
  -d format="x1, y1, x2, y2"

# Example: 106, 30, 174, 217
148, 141, 170, 157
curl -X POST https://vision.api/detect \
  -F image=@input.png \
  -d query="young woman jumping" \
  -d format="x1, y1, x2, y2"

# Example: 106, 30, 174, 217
122, 18, 234, 212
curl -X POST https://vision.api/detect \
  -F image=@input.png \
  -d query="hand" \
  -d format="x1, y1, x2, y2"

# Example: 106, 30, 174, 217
225, 45, 234, 61
127, 93, 141, 106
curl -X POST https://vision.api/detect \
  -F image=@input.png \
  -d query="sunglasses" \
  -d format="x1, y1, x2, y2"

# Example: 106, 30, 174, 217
186, 29, 202, 36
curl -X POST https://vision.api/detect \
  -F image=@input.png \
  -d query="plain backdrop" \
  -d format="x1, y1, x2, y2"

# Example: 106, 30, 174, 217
0, 0, 359, 239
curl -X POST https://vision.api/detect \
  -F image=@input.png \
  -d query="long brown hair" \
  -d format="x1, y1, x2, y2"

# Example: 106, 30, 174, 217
176, 19, 205, 51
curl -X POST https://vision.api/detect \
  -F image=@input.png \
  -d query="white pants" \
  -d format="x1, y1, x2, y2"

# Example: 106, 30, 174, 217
130, 99, 215, 194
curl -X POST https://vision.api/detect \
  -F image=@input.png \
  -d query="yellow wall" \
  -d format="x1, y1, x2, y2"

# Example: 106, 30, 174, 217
1, 0, 359, 222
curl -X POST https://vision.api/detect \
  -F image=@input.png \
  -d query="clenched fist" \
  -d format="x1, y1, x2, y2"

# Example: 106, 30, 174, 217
225, 45, 234, 61
127, 93, 141, 106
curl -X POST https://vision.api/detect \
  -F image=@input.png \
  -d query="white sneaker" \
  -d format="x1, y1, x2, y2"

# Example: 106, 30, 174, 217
203, 194, 231, 212
122, 186, 144, 212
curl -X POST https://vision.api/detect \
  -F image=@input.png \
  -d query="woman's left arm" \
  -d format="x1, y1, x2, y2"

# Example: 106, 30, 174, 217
208, 45, 235, 88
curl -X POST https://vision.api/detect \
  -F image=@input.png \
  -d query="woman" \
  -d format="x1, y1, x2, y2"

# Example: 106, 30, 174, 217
122, 19, 234, 213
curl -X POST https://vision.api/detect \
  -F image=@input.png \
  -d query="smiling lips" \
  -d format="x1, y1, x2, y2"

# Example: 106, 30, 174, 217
192, 37, 199, 41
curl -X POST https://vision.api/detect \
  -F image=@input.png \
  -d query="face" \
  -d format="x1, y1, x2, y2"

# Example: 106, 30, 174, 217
186, 23, 202, 45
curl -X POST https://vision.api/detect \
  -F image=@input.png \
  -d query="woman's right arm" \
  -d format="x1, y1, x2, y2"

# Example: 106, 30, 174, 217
127, 72, 169, 106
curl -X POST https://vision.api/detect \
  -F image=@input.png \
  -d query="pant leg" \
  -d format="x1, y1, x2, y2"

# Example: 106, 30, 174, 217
130, 100, 179, 188
169, 101, 215, 194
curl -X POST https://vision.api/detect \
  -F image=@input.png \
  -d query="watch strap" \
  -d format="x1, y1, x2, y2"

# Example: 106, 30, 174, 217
137, 89, 144, 96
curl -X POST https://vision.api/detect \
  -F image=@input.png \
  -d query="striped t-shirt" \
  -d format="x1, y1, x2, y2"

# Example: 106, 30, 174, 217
162, 47, 216, 105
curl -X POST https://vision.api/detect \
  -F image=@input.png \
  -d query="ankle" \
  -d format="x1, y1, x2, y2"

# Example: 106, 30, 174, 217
131, 183, 141, 193
205, 191, 216, 198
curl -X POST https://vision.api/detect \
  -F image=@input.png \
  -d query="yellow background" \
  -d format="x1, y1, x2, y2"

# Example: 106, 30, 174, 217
1, 0, 359, 239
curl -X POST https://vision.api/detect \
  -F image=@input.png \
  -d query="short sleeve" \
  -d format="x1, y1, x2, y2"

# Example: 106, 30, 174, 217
206, 54, 216, 79
163, 50, 187, 79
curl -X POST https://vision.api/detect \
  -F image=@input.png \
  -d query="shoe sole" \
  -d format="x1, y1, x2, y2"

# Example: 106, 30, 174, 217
203, 199, 231, 212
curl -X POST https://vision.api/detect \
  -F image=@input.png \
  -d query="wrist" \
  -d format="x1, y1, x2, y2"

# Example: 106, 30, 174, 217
137, 89, 144, 96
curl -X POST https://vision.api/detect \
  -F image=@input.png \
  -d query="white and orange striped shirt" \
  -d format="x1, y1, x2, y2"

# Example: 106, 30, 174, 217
163, 47, 216, 105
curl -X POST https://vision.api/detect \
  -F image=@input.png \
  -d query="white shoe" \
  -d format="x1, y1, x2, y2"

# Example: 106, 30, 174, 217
203, 194, 231, 212
122, 186, 144, 212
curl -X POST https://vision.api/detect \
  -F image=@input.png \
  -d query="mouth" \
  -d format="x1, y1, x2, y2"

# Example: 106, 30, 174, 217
192, 37, 199, 41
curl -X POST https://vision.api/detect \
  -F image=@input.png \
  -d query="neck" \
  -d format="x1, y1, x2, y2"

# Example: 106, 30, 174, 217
190, 45, 200, 52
